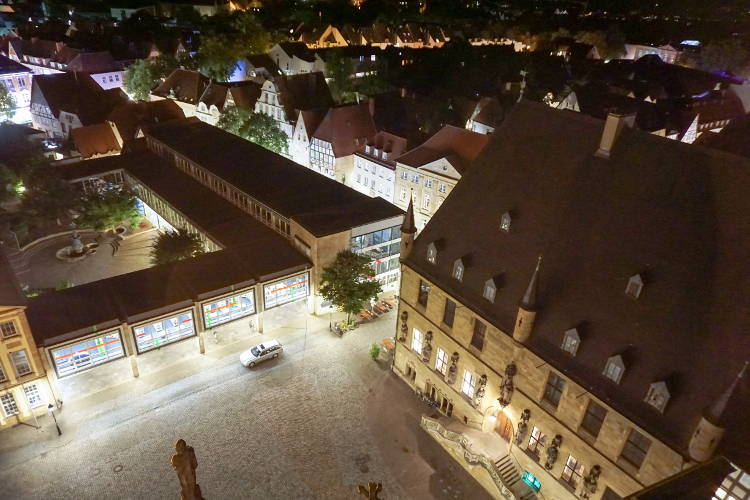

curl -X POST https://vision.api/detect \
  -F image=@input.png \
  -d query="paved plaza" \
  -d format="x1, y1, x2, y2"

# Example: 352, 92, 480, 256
0, 311, 495, 500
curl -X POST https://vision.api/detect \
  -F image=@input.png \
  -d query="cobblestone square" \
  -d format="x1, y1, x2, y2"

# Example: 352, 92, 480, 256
0, 312, 495, 500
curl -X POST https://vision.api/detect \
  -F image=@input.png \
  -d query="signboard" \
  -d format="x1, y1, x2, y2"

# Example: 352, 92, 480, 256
522, 471, 541, 493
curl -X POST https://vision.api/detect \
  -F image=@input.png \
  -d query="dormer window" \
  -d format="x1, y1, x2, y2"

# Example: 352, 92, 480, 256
453, 259, 464, 281
561, 328, 580, 356
500, 212, 511, 232
383, 152, 387, 160
427, 242, 437, 264
483, 279, 496, 302
645, 381, 670, 413
603, 355, 625, 384
366, 146, 370, 153
355, 138, 359, 145
626, 274, 643, 299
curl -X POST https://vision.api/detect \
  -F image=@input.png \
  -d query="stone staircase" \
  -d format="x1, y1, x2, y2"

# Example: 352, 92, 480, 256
495, 455, 538, 500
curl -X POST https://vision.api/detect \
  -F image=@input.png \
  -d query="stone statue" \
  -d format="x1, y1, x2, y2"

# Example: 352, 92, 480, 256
580, 465, 601, 499
358, 482, 383, 499
498, 362, 517, 407
473, 375, 488, 407
545, 435, 563, 470
171, 439, 204, 500
421, 342, 432, 363
514, 409, 531, 446
446, 352, 459, 385
398, 311, 408, 342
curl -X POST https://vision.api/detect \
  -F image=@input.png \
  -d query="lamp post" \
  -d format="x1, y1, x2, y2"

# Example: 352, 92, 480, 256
48, 404, 61, 436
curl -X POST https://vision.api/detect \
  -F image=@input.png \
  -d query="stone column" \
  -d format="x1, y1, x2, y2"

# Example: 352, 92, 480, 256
39, 350, 64, 403
194, 303, 205, 354
256, 285, 264, 334
120, 323, 139, 378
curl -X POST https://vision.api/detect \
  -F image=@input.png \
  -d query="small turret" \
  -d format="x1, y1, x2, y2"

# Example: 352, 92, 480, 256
688, 361, 748, 462
513, 256, 540, 343
400, 198, 417, 262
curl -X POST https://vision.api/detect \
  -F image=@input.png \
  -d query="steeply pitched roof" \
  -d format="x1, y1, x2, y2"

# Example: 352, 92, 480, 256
64, 52, 121, 73
244, 54, 282, 76
404, 100, 750, 466
0, 52, 31, 75
31, 73, 125, 124
276, 41, 317, 63
395, 125, 490, 173
275, 72, 334, 119
298, 107, 328, 137
151, 69, 210, 103
226, 82, 261, 110
106, 99, 186, 142
71, 122, 122, 159
354, 130, 408, 169
626, 457, 736, 500
312, 103, 377, 158
145, 121, 404, 237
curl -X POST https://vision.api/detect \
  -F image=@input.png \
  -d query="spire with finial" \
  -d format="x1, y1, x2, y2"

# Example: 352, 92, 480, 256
705, 361, 749, 426
520, 255, 541, 310
401, 197, 416, 235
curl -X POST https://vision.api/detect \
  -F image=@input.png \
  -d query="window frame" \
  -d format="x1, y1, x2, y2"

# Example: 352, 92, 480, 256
1, 393, 19, 417
417, 280, 430, 307
442, 298, 456, 327
0, 320, 19, 339
543, 372, 565, 408
9, 350, 32, 377
619, 429, 652, 470
412, 327, 424, 354
462, 370, 476, 398
435, 348, 448, 375
561, 454, 585, 489
579, 399, 607, 438
470, 319, 486, 351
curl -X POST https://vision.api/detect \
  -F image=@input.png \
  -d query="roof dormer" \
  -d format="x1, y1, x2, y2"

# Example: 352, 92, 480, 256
500, 212, 511, 232
626, 274, 643, 299
483, 278, 496, 302
603, 355, 625, 384
561, 328, 580, 356
427, 242, 437, 264
453, 258, 464, 281
645, 381, 670, 413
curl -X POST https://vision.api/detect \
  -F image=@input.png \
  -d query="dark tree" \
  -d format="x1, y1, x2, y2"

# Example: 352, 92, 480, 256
319, 250, 382, 325
149, 228, 206, 266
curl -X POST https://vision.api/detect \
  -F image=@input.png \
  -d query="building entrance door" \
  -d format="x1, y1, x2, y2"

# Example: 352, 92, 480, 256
495, 411, 513, 443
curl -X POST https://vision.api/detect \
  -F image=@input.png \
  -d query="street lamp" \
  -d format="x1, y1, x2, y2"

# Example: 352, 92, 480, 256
48, 404, 61, 436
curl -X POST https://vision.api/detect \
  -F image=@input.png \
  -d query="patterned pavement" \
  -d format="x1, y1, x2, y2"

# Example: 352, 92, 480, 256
0, 312, 495, 500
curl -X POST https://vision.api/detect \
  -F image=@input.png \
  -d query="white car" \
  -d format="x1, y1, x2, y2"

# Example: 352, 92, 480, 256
240, 340, 283, 367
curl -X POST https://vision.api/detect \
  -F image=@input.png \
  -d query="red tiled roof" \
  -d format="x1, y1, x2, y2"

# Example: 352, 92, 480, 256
71, 121, 122, 159
395, 125, 490, 173
313, 104, 377, 158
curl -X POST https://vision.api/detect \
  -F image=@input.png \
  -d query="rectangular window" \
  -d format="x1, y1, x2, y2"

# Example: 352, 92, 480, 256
619, 429, 652, 469
10, 350, 32, 377
462, 370, 476, 398
51, 332, 125, 377
401, 171, 408, 179
400, 188, 407, 201
412, 328, 423, 354
443, 298, 456, 327
470, 320, 486, 351
357, 174, 361, 183
543, 372, 565, 408
528, 426, 546, 459
423, 194, 430, 209
561, 455, 584, 489
24, 384, 43, 408
417, 280, 429, 307
0, 362, 5, 382
1, 393, 19, 417
412, 174, 419, 183
203, 291, 255, 329
425, 179, 432, 188
439, 183, 447, 193
435, 348, 448, 374
134, 312, 195, 353
0, 320, 18, 338
264, 273, 308, 309
580, 400, 607, 438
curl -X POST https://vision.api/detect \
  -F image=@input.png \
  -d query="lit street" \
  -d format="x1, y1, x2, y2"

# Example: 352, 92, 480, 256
0, 311, 494, 500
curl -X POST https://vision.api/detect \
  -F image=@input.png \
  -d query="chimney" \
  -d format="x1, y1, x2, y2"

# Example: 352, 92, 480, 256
368, 96, 375, 117
55, 41, 65, 53
595, 111, 636, 159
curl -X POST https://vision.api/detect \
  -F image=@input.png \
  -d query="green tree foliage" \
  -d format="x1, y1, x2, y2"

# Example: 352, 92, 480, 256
0, 83, 15, 122
0, 165, 22, 203
326, 49, 356, 104
369, 343, 380, 359
123, 55, 189, 101
575, 26, 625, 61
149, 227, 206, 266
698, 39, 750, 75
20, 164, 78, 225
174, 5, 203, 25
319, 250, 382, 324
356, 74, 390, 98
197, 12, 272, 82
217, 107, 289, 155
78, 187, 142, 232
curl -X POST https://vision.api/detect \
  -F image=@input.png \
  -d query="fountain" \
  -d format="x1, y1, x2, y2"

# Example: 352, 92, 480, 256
56, 221, 97, 263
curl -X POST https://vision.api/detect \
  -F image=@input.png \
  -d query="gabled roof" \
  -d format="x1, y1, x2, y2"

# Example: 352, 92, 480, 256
31, 73, 125, 124
275, 41, 317, 63
695, 114, 750, 158
244, 53, 281, 75
404, 100, 750, 467
145, 121, 403, 237
0, 52, 31, 75
395, 125, 490, 173
355, 130, 408, 169
312, 103, 377, 158
151, 69, 210, 104
297, 107, 328, 137
106, 99, 186, 142
226, 82, 261, 110
275, 72, 334, 119
71, 121, 122, 159
64, 52, 121, 73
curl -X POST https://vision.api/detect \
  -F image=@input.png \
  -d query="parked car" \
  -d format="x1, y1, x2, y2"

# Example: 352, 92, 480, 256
240, 340, 283, 367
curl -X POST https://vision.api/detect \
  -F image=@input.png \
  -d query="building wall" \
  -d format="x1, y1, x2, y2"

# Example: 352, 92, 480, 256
290, 118, 311, 168
0, 71, 32, 123
351, 154, 395, 203
393, 266, 687, 500
30, 102, 62, 138
394, 159, 459, 231
0, 306, 57, 427
150, 95, 197, 118
91, 71, 124, 90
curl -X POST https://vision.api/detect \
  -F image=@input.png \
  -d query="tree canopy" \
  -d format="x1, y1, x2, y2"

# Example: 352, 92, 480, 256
698, 39, 750, 76
217, 107, 289, 155
77, 187, 142, 232
0, 83, 15, 122
123, 54, 194, 101
149, 228, 206, 266
319, 250, 382, 324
